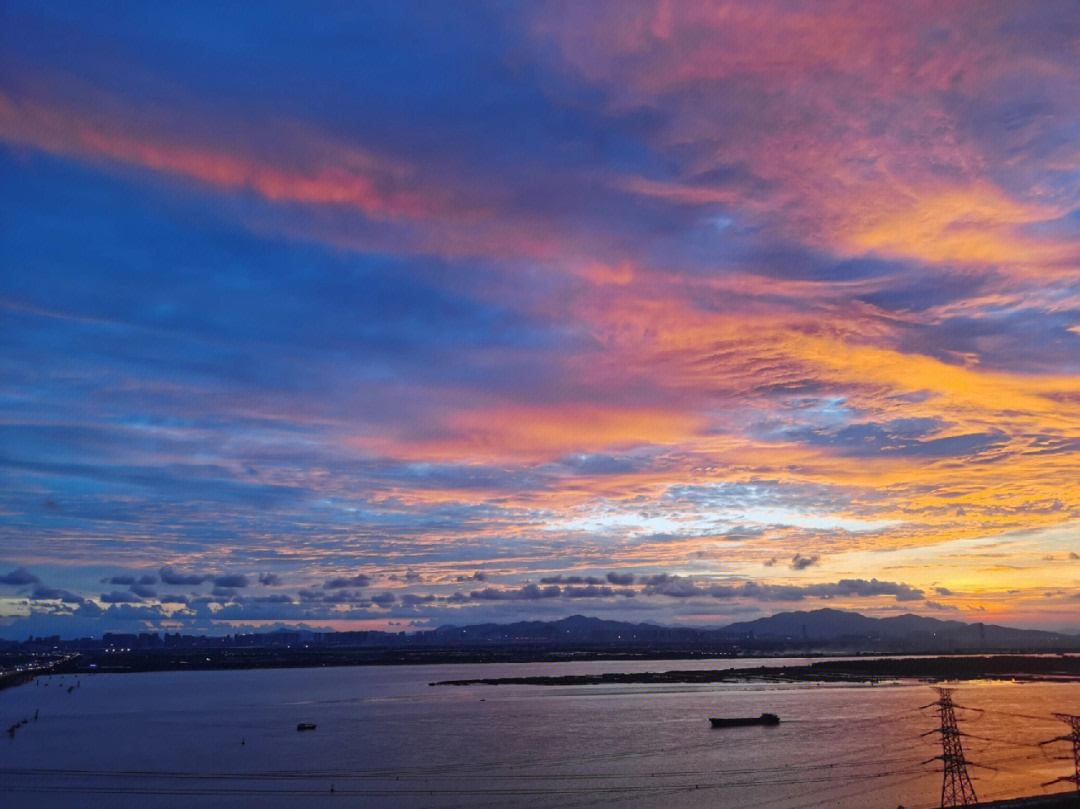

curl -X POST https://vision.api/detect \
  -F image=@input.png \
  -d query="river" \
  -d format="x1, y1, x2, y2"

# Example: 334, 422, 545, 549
1, 657, 1077, 808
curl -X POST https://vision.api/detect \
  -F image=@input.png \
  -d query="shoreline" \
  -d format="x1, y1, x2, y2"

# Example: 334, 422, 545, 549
4, 650, 1079, 686
430, 654, 1080, 687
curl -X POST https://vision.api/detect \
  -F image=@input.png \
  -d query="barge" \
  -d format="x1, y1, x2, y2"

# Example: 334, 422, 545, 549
709, 713, 780, 728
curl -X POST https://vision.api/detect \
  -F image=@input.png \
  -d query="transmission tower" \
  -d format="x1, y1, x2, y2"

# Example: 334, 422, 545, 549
925, 687, 978, 808
1041, 713, 1080, 792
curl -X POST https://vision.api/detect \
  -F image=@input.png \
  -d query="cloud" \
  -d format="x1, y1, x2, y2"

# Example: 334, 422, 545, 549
641, 575, 702, 598
539, 575, 604, 585
0, 78, 442, 222
639, 576, 925, 604
924, 601, 959, 611
213, 574, 249, 589
258, 573, 282, 586
822, 579, 925, 602
790, 554, 821, 571
30, 585, 84, 603
100, 590, 142, 603
606, 571, 635, 585
324, 574, 372, 589
469, 584, 561, 601
564, 584, 619, 598
0, 568, 39, 586
159, 566, 208, 586
320, 589, 368, 604
727, 579, 925, 603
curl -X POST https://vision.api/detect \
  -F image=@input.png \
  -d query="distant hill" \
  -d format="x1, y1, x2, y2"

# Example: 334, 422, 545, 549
715, 607, 1076, 650
426, 614, 715, 646
412, 609, 1080, 653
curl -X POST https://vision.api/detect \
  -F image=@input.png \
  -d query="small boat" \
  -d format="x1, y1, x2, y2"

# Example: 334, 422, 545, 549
296, 723, 317, 731
709, 713, 780, 728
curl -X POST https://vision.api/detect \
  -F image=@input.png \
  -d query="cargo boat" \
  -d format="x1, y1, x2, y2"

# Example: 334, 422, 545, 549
709, 713, 780, 728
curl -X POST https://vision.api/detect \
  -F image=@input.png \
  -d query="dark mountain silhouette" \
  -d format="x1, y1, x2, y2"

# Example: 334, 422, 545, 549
716, 607, 1072, 648
427, 614, 694, 644
424, 609, 1078, 653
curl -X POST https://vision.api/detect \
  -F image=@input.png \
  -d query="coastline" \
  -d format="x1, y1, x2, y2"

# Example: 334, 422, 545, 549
430, 654, 1080, 687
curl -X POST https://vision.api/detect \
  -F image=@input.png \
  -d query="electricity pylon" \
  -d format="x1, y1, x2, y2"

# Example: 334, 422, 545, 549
924, 687, 978, 808
1041, 713, 1080, 792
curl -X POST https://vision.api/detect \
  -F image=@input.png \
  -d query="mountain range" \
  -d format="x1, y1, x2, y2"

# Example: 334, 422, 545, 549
417, 609, 1079, 653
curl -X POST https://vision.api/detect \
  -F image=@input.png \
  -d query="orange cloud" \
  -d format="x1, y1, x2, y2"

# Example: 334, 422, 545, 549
838, 183, 1074, 272
532, 0, 1078, 280
0, 83, 437, 218
355, 403, 704, 464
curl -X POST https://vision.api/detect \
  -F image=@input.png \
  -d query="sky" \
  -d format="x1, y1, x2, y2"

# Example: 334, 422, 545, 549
3, 1, 1080, 638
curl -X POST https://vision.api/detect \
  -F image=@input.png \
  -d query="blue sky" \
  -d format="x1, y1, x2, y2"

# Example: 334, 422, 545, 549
4, 1, 1080, 636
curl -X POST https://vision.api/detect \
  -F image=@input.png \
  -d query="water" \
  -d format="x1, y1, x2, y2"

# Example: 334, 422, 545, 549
1, 658, 1077, 809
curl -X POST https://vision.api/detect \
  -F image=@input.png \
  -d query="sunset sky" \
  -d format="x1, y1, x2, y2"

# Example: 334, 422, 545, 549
3, 1, 1080, 637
